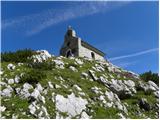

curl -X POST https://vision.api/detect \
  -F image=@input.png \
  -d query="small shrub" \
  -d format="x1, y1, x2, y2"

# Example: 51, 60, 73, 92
19, 69, 46, 85
1, 49, 35, 63
30, 61, 55, 70
140, 71, 159, 86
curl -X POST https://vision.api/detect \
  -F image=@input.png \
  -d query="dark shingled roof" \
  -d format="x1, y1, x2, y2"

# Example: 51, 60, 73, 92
81, 40, 105, 57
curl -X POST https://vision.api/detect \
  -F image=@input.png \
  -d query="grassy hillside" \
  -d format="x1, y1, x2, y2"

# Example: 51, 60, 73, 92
0, 50, 159, 119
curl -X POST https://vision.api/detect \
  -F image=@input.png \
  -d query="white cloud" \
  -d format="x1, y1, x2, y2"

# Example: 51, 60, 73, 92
116, 61, 137, 68
109, 48, 159, 61
2, 1, 130, 36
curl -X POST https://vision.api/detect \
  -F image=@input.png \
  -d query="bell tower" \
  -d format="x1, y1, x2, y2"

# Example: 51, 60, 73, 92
60, 26, 79, 57
65, 26, 76, 37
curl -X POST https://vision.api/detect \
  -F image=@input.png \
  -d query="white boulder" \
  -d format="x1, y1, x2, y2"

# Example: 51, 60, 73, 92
53, 60, 64, 69
31, 50, 52, 63
55, 93, 88, 117
7, 64, 15, 70
75, 58, 83, 65
8, 79, 14, 84
81, 72, 88, 79
80, 111, 90, 119
48, 81, 54, 88
69, 66, 78, 72
73, 84, 82, 91
0, 106, 6, 112
1, 85, 13, 97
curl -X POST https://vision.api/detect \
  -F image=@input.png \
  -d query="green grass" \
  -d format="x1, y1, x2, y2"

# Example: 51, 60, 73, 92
1, 57, 158, 119
92, 106, 120, 119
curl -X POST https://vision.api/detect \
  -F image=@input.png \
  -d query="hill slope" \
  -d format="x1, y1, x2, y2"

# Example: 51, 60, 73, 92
0, 50, 159, 119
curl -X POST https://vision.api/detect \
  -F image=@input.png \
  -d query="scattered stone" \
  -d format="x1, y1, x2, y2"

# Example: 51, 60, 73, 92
109, 79, 136, 99
69, 66, 78, 72
8, 79, 14, 84
1, 85, 13, 97
55, 84, 61, 89
12, 114, 18, 119
36, 83, 43, 93
73, 84, 82, 91
91, 87, 100, 94
0, 71, 3, 75
39, 95, 46, 104
0, 106, 6, 112
14, 75, 20, 83
80, 111, 90, 119
115, 101, 128, 114
18, 83, 33, 98
7, 63, 15, 70
0, 81, 7, 86
105, 102, 113, 108
18, 63, 23, 66
94, 64, 105, 72
81, 72, 88, 79
137, 81, 158, 94
153, 91, 159, 98
55, 93, 88, 117
118, 113, 126, 119
75, 58, 83, 65
41, 105, 50, 118
53, 60, 64, 69
105, 91, 120, 102
31, 50, 52, 63
79, 92, 85, 96
31, 89, 40, 99
89, 70, 98, 81
48, 81, 54, 88
28, 102, 37, 115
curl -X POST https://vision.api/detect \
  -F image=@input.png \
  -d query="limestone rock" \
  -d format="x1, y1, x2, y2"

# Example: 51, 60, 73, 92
1, 85, 13, 97
7, 64, 15, 70
75, 58, 83, 65
73, 84, 82, 91
53, 60, 64, 69
0, 106, 6, 112
14, 75, 20, 83
8, 79, 14, 84
89, 70, 98, 81
55, 93, 88, 118
80, 111, 90, 119
18, 63, 23, 66
137, 81, 158, 94
30, 50, 52, 63
69, 66, 78, 72
48, 81, 54, 88
109, 79, 136, 99
81, 72, 88, 79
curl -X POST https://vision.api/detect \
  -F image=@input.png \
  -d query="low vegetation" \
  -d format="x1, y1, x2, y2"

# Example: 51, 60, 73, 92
140, 71, 159, 86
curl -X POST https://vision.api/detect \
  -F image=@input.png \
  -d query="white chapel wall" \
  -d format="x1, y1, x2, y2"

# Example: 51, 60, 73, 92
78, 39, 105, 61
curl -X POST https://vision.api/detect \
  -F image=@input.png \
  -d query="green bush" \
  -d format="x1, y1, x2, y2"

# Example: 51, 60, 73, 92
140, 71, 159, 86
1, 49, 35, 63
30, 61, 55, 70
19, 69, 46, 85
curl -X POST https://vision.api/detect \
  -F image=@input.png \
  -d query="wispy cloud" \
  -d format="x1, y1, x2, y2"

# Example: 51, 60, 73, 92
109, 48, 159, 61
2, 1, 130, 36
116, 61, 137, 68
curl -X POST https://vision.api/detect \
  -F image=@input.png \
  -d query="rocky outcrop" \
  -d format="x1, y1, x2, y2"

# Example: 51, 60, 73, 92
55, 93, 88, 118
0, 50, 158, 119
30, 50, 52, 63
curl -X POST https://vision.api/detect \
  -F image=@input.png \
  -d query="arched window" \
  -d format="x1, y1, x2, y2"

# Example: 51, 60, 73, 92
91, 52, 95, 59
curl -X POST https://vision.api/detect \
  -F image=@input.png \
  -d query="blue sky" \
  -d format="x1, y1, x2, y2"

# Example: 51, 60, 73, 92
1, 1, 159, 74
